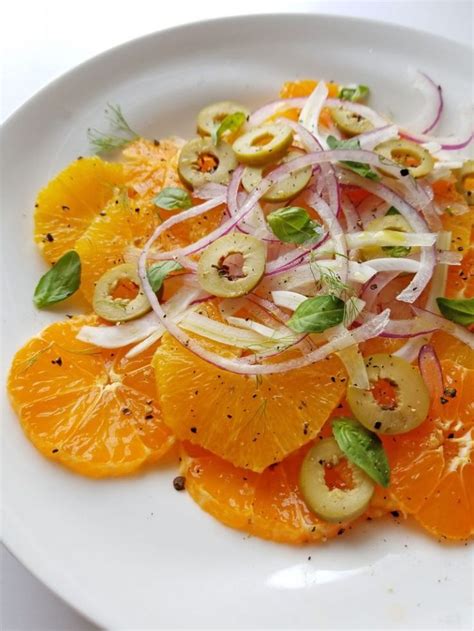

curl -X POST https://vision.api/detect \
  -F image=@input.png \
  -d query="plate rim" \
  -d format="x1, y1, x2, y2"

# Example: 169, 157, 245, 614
2, 12, 472, 630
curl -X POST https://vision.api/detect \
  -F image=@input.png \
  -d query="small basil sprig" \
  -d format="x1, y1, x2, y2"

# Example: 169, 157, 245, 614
212, 111, 246, 145
147, 261, 183, 293
386, 206, 400, 216
327, 135, 380, 181
154, 187, 192, 211
288, 295, 345, 333
339, 84, 370, 103
34, 251, 81, 308
267, 206, 322, 245
436, 297, 474, 326
332, 417, 390, 487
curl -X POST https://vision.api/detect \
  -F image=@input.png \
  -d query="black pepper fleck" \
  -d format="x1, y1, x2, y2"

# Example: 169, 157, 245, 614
173, 476, 186, 491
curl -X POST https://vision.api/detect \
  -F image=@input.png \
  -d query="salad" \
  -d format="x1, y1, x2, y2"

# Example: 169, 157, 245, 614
7, 74, 474, 544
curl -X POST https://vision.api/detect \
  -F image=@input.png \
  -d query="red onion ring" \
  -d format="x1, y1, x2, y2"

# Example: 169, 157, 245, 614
418, 343, 444, 400
341, 172, 436, 303
248, 97, 307, 126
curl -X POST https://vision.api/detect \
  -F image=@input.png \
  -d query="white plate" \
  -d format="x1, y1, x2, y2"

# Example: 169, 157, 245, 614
2, 14, 472, 630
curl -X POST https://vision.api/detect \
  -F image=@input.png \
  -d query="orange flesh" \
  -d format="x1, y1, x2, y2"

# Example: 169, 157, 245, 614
371, 378, 398, 410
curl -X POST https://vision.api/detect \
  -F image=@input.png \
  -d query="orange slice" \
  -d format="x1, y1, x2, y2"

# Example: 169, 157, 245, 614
7, 316, 174, 477
123, 137, 183, 202
34, 157, 124, 263
74, 193, 159, 302
383, 358, 474, 540
153, 332, 347, 472
180, 441, 393, 544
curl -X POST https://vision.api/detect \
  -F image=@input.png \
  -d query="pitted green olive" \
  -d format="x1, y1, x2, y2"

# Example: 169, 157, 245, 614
197, 233, 266, 298
347, 354, 430, 435
299, 438, 374, 522
197, 101, 249, 137
456, 160, 474, 205
361, 214, 412, 260
375, 139, 434, 178
178, 137, 238, 189
241, 149, 312, 202
232, 123, 293, 166
330, 107, 373, 136
93, 263, 150, 322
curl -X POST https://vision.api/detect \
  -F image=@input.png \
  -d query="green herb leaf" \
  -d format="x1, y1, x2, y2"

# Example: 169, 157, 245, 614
212, 111, 246, 145
267, 206, 322, 245
386, 206, 400, 215
87, 104, 139, 154
327, 135, 380, 181
154, 187, 192, 211
332, 417, 390, 487
436, 297, 474, 326
33, 251, 81, 308
339, 85, 370, 103
147, 261, 183, 293
382, 245, 412, 258
288, 295, 345, 333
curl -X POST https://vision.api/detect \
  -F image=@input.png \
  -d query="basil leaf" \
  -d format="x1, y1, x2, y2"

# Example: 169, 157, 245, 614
436, 297, 474, 326
288, 295, 345, 333
154, 187, 192, 211
327, 135, 380, 181
339, 85, 370, 103
147, 261, 183, 293
267, 206, 322, 245
382, 245, 411, 258
386, 206, 400, 215
33, 251, 81, 308
212, 111, 246, 145
332, 417, 390, 487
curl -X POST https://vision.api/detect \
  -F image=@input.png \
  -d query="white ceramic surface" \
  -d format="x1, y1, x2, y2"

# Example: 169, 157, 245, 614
1, 13, 473, 630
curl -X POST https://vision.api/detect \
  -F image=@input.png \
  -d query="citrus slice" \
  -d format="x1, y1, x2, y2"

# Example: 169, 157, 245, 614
180, 441, 393, 544
383, 358, 474, 540
153, 333, 346, 472
123, 137, 225, 249
75, 193, 159, 302
7, 316, 174, 477
123, 137, 184, 202
34, 157, 124, 263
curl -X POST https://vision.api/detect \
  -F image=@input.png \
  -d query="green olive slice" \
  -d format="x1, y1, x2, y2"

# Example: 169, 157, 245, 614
299, 438, 374, 523
197, 233, 266, 298
241, 149, 312, 202
197, 101, 250, 137
92, 263, 150, 322
361, 214, 412, 260
347, 353, 430, 435
232, 123, 293, 166
178, 137, 238, 189
330, 107, 373, 136
375, 139, 434, 178
456, 159, 474, 205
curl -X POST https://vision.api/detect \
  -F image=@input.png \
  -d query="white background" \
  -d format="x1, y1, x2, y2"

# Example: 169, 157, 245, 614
1, 1, 472, 629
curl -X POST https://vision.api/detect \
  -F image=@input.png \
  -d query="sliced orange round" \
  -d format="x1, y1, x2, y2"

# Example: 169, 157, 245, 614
34, 157, 125, 263
74, 193, 159, 302
122, 137, 183, 202
180, 440, 393, 544
153, 332, 347, 472
383, 357, 474, 540
7, 316, 174, 477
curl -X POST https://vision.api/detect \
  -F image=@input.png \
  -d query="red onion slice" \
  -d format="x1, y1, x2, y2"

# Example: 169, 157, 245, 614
412, 307, 474, 349
360, 271, 400, 312
341, 172, 436, 303
357, 125, 399, 150
418, 344, 444, 400
248, 97, 307, 126
400, 130, 473, 151
325, 98, 388, 127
